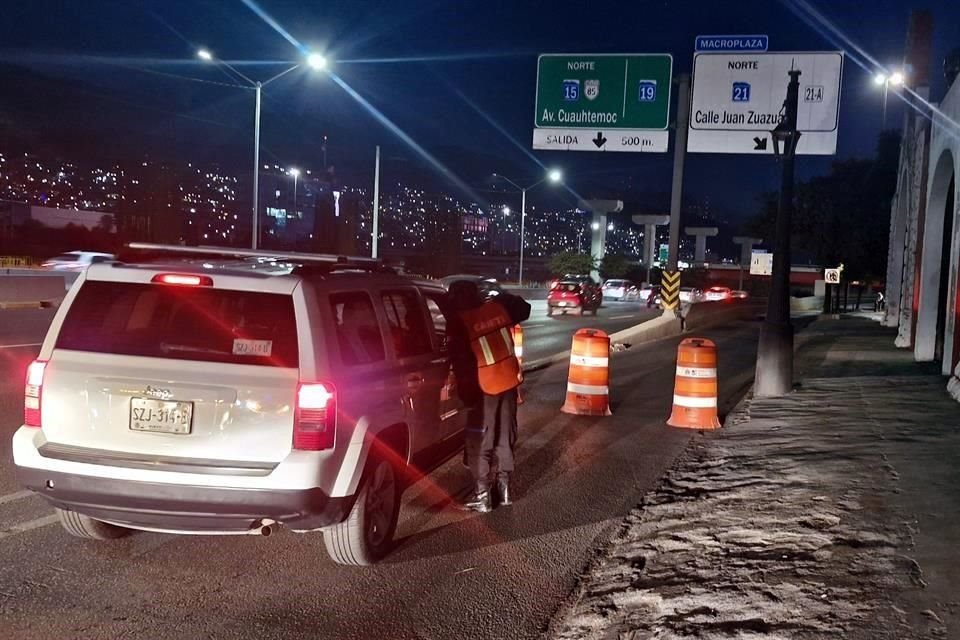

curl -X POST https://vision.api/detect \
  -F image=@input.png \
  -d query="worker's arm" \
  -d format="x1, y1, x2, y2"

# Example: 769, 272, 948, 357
498, 292, 531, 324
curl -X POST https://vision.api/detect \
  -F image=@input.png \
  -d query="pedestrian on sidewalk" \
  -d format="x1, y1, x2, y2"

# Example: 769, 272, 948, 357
447, 280, 530, 513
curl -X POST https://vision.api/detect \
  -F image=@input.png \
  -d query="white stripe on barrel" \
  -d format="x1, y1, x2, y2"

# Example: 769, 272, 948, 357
676, 366, 717, 378
672, 395, 718, 408
567, 382, 609, 396
571, 355, 609, 368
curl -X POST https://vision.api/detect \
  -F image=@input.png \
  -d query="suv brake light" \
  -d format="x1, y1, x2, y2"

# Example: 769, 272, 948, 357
294, 382, 336, 450
151, 274, 214, 286
24, 360, 46, 427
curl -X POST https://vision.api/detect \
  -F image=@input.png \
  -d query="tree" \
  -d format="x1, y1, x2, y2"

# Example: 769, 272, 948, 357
548, 251, 595, 277
599, 253, 631, 280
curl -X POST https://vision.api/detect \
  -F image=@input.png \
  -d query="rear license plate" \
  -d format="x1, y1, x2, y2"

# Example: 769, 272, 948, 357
130, 398, 194, 434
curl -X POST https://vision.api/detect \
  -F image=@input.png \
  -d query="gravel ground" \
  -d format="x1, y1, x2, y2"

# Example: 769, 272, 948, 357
548, 316, 953, 640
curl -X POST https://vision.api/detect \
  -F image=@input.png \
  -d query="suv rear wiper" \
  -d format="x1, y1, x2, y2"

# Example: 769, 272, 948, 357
159, 343, 232, 357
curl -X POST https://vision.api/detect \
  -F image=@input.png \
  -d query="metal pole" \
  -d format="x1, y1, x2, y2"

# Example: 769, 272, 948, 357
519, 188, 526, 285
252, 82, 262, 250
882, 82, 888, 129
293, 173, 298, 215
667, 74, 690, 275
372, 145, 380, 259
755, 69, 801, 398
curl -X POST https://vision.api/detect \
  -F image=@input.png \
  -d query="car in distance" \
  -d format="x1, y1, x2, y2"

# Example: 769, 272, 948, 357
440, 274, 505, 300
602, 279, 636, 301
548, 280, 601, 315
14, 244, 467, 566
679, 286, 705, 304
41, 251, 115, 271
704, 285, 733, 302
731, 290, 749, 300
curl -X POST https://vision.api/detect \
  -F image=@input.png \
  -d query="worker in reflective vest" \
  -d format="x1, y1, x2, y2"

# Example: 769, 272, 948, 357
447, 280, 530, 513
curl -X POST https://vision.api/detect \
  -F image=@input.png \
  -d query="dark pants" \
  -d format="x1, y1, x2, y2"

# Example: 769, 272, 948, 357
465, 389, 519, 491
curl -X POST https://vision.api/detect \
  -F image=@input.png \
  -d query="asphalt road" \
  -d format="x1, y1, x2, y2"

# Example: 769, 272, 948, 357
521, 300, 661, 364
0, 306, 762, 640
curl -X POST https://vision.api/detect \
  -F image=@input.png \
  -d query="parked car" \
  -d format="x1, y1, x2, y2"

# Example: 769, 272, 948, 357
602, 279, 636, 301
548, 280, 601, 315
41, 251, 115, 271
679, 287, 705, 304
14, 244, 468, 566
440, 274, 505, 300
704, 286, 733, 301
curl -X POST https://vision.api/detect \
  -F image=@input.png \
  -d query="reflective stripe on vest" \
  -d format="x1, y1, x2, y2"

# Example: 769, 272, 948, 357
461, 302, 520, 394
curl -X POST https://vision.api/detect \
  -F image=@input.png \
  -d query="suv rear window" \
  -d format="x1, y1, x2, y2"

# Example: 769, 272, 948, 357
56, 281, 299, 367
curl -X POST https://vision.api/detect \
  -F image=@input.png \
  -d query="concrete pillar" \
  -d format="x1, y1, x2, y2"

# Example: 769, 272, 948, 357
732, 236, 763, 266
583, 199, 623, 281
685, 226, 718, 264
632, 215, 670, 267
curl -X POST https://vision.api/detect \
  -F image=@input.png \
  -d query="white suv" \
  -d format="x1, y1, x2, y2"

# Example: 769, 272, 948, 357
13, 244, 466, 565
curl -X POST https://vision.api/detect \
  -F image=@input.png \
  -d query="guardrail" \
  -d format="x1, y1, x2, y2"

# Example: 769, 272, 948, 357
0, 256, 35, 268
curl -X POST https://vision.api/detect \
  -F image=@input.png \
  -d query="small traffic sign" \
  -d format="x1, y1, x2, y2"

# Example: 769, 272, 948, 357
687, 52, 844, 155
824, 268, 841, 284
658, 244, 669, 263
750, 251, 773, 276
533, 54, 673, 154
695, 35, 769, 52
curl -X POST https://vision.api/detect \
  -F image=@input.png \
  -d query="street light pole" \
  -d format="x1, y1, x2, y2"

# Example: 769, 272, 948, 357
519, 188, 527, 285
197, 49, 327, 250
252, 83, 262, 249
882, 80, 888, 129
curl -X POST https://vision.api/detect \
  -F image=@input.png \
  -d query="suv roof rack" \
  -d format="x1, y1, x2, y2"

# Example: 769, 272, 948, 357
121, 243, 394, 275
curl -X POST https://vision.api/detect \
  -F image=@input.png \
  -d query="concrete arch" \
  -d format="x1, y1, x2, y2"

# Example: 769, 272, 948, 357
916, 149, 958, 370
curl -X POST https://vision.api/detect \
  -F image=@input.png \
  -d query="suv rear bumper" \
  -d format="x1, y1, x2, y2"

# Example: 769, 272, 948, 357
16, 466, 353, 534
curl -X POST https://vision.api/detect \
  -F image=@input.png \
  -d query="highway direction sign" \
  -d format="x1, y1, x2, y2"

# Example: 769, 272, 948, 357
695, 34, 769, 52
750, 251, 773, 276
687, 51, 843, 155
533, 54, 672, 153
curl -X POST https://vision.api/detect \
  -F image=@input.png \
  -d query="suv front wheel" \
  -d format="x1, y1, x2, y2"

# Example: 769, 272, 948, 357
56, 507, 131, 540
323, 453, 400, 566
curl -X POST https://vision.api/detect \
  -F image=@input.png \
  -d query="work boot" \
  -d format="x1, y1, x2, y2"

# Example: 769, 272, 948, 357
497, 475, 512, 507
461, 488, 492, 513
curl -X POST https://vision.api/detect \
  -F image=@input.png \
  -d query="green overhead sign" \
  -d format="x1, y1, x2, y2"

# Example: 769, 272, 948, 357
535, 54, 673, 130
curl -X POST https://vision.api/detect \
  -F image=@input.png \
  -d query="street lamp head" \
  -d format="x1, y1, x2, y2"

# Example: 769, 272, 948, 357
289, 168, 301, 177
306, 53, 328, 71
889, 71, 905, 86
607, 222, 615, 231
548, 169, 563, 183
197, 49, 214, 62
591, 221, 600, 231
502, 206, 511, 216
873, 72, 887, 86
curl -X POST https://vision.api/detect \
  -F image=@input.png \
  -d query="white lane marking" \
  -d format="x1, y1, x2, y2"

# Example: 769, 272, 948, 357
0, 342, 42, 350
0, 513, 59, 540
0, 490, 34, 505
523, 323, 546, 328
609, 315, 636, 320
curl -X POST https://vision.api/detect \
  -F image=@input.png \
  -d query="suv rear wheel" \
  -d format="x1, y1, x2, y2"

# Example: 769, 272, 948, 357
56, 508, 131, 540
324, 454, 400, 566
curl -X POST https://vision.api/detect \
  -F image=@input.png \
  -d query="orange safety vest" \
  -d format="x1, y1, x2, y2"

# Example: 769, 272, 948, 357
461, 302, 522, 395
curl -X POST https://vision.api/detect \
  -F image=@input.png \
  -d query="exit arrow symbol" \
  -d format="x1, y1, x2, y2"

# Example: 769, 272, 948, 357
592, 132, 607, 148
753, 136, 768, 151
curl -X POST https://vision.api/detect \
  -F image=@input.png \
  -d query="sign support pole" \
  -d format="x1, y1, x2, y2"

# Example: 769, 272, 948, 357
755, 69, 801, 397
662, 73, 689, 314
372, 145, 380, 259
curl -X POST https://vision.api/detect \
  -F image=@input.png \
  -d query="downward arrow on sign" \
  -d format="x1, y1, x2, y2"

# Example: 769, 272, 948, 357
753, 137, 768, 151
592, 132, 607, 148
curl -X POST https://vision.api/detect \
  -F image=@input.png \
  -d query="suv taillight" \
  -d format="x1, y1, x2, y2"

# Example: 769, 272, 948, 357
294, 382, 336, 450
24, 360, 46, 427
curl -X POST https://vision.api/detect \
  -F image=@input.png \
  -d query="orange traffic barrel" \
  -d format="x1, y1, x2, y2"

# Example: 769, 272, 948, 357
561, 328, 612, 416
668, 337, 720, 430
513, 325, 525, 405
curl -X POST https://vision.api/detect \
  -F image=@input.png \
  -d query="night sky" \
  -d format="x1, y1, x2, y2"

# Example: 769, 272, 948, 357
2, 0, 959, 222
